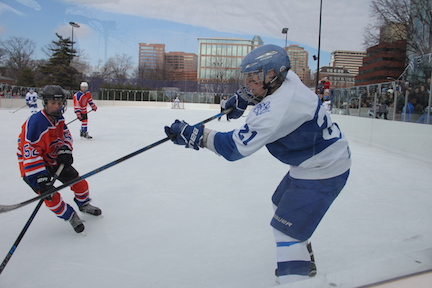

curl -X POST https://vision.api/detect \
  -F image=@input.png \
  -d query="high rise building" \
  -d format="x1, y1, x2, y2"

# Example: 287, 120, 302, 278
331, 50, 366, 76
355, 40, 407, 86
138, 43, 165, 70
251, 35, 264, 49
197, 37, 255, 83
165, 52, 198, 81
285, 45, 311, 84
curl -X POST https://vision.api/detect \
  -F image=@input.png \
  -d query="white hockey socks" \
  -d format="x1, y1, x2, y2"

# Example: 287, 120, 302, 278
273, 228, 310, 285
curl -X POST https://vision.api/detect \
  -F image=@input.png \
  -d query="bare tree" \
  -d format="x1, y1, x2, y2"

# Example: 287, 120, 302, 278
364, 0, 432, 56
94, 53, 133, 81
137, 62, 174, 81
71, 49, 92, 77
0, 37, 36, 80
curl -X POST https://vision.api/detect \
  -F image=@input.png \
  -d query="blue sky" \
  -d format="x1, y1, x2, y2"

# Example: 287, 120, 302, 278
0, 0, 372, 73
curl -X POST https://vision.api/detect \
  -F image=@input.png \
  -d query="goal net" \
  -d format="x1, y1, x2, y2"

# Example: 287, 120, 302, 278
171, 101, 185, 109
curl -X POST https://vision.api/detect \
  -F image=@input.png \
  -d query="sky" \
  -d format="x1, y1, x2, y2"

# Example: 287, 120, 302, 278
0, 103, 431, 288
0, 0, 372, 73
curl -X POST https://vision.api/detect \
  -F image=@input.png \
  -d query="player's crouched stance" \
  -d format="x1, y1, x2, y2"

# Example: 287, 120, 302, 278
165, 45, 351, 285
17, 85, 102, 233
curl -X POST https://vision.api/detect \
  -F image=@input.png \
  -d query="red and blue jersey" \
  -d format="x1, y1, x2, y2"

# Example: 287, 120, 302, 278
17, 110, 73, 188
73, 91, 96, 114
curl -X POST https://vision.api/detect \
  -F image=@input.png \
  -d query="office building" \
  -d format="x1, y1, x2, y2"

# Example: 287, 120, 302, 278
331, 50, 366, 75
138, 43, 165, 70
317, 66, 355, 89
285, 45, 311, 84
165, 52, 198, 81
197, 37, 255, 83
355, 40, 407, 86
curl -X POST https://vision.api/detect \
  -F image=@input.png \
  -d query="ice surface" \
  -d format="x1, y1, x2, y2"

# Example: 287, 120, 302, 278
0, 106, 431, 288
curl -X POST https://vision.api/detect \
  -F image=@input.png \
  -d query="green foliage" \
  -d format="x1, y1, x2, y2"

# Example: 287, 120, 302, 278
38, 33, 82, 90
16, 67, 36, 86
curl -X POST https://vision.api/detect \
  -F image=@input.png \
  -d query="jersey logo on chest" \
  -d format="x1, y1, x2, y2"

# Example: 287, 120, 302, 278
253, 101, 271, 116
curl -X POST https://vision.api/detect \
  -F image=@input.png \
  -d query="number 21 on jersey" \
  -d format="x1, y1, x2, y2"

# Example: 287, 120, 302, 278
238, 124, 257, 145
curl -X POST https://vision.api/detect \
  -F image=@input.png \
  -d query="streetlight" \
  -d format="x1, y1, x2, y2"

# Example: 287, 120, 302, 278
282, 27, 289, 48
315, 0, 323, 94
69, 22, 80, 59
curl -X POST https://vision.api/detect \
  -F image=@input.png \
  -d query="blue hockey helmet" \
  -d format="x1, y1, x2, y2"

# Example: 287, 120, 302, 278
240, 44, 290, 90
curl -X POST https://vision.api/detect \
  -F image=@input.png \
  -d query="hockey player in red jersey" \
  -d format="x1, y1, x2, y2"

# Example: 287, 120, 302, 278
73, 81, 97, 139
17, 85, 102, 233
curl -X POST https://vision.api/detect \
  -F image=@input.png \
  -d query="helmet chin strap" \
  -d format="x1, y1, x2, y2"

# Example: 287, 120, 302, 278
43, 101, 67, 119
45, 109, 62, 118
262, 76, 281, 96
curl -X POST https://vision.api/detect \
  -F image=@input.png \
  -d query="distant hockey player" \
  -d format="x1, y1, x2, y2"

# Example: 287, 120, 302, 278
218, 95, 229, 121
25, 88, 38, 114
173, 96, 180, 108
73, 81, 97, 139
17, 85, 102, 233
165, 45, 351, 285
322, 95, 332, 113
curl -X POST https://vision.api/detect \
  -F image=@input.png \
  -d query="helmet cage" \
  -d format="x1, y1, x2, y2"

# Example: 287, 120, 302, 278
40, 85, 68, 117
239, 45, 290, 98
238, 71, 267, 103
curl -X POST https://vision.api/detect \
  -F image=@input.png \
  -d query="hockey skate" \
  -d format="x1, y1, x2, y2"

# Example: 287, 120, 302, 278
80, 130, 93, 139
274, 242, 317, 279
75, 199, 102, 216
307, 242, 317, 277
68, 211, 85, 233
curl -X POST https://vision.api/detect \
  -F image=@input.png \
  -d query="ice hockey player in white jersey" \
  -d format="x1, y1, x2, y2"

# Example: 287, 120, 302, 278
165, 44, 351, 285
25, 88, 38, 114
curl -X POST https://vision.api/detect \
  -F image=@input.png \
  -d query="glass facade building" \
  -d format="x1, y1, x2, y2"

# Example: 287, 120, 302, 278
197, 37, 254, 82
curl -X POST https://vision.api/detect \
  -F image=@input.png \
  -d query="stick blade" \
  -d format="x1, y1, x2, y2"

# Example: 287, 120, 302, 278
0, 204, 22, 214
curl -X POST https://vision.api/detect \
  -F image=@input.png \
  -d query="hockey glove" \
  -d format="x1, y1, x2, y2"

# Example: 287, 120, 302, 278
57, 146, 73, 166
36, 173, 53, 200
76, 112, 82, 121
164, 120, 204, 150
225, 86, 256, 119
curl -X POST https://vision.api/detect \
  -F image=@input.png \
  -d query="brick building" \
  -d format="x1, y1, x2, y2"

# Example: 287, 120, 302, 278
355, 40, 407, 86
165, 52, 198, 81
285, 45, 311, 85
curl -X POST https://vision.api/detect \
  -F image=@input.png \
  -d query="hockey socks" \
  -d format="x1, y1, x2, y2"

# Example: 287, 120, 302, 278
273, 228, 311, 285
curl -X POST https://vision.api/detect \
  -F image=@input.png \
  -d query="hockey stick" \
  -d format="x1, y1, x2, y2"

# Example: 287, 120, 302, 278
0, 164, 64, 275
0, 109, 232, 214
9, 105, 27, 113
66, 109, 94, 126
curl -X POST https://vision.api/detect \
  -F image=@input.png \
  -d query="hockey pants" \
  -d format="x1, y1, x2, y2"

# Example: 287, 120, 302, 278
24, 165, 90, 220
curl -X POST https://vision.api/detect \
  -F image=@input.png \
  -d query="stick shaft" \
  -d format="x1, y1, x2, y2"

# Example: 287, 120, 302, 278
0, 110, 231, 213
0, 164, 64, 275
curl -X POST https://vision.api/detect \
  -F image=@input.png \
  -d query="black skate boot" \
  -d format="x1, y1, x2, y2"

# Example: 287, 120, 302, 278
68, 211, 85, 233
307, 242, 317, 277
81, 131, 93, 139
274, 242, 317, 280
75, 199, 102, 216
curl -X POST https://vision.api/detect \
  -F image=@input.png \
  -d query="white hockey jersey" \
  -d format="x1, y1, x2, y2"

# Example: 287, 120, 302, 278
26, 91, 38, 105
206, 70, 351, 180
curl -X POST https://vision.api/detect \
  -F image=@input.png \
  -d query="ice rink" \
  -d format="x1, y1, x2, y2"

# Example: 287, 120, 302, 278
0, 105, 431, 288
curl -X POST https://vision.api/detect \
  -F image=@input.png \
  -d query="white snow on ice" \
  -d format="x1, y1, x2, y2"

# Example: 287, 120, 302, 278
0, 105, 431, 288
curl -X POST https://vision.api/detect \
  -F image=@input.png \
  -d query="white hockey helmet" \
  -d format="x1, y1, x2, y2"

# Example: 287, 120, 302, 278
80, 82, 89, 88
